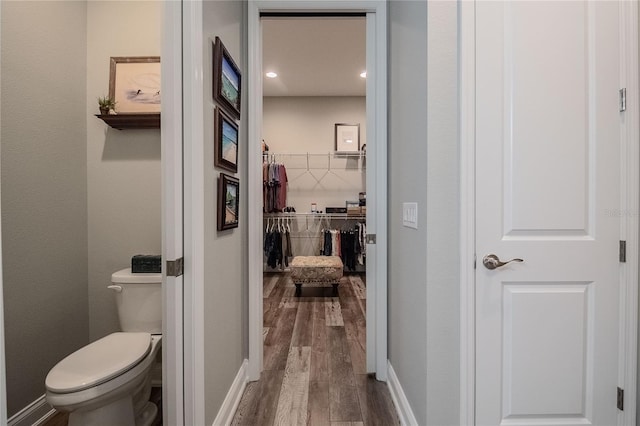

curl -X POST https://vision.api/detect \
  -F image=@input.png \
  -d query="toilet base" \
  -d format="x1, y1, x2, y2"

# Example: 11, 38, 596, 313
67, 395, 157, 426
68, 395, 135, 426
137, 401, 158, 426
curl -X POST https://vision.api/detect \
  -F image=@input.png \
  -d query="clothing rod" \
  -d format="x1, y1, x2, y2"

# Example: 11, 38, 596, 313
263, 152, 366, 157
264, 213, 365, 218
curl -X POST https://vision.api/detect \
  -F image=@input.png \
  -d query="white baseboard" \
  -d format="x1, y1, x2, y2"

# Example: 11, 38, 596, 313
212, 359, 249, 426
387, 362, 419, 426
8, 395, 55, 426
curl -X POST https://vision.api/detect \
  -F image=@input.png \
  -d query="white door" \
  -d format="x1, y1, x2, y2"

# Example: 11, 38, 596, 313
475, 2, 621, 425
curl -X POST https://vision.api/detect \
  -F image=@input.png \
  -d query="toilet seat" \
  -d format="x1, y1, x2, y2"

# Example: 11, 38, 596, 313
46, 332, 151, 393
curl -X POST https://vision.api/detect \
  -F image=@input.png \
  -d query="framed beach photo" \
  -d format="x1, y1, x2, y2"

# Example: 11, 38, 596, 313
214, 107, 239, 173
217, 173, 239, 231
109, 57, 161, 113
335, 123, 360, 153
213, 37, 242, 119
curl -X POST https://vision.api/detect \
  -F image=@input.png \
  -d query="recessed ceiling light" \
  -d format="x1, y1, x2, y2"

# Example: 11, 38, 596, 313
265, 71, 278, 78
360, 71, 367, 78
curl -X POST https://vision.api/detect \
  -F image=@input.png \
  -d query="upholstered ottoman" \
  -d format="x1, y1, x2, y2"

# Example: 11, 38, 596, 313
290, 256, 344, 296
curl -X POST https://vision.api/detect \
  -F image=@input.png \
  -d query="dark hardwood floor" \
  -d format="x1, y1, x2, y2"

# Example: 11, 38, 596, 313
232, 273, 399, 426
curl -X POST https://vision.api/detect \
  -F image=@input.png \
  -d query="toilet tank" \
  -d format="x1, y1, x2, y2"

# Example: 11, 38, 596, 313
110, 268, 162, 334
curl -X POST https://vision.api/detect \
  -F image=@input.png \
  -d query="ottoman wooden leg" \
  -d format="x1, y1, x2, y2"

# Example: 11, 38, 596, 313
332, 283, 338, 297
295, 283, 302, 297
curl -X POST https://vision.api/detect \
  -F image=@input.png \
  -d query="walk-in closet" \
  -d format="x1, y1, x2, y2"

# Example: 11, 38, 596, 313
233, 16, 397, 424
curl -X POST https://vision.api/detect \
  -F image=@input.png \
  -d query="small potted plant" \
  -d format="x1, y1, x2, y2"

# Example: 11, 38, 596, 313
97, 96, 116, 115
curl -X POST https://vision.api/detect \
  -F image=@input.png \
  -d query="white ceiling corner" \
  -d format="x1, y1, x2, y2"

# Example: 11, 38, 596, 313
262, 17, 366, 97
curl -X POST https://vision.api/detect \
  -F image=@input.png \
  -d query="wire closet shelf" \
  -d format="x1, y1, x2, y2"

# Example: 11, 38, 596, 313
262, 151, 366, 171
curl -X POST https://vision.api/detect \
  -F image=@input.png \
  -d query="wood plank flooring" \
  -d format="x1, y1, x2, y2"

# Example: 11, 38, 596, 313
232, 273, 399, 426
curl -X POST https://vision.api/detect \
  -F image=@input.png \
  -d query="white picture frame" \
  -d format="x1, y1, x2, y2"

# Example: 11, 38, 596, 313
335, 123, 360, 153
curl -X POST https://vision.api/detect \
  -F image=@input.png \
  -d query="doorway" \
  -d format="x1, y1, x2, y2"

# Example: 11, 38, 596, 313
260, 14, 368, 420
247, 1, 388, 383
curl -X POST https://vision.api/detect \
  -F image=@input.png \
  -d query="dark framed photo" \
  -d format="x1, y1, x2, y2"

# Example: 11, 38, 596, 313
213, 37, 242, 119
217, 173, 239, 231
214, 107, 239, 173
335, 123, 360, 152
109, 56, 161, 113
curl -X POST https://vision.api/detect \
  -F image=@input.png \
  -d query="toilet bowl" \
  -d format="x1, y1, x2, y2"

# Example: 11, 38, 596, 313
45, 269, 162, 426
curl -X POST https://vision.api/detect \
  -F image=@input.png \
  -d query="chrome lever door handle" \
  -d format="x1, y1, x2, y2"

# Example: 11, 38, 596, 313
482, 254, 524, 270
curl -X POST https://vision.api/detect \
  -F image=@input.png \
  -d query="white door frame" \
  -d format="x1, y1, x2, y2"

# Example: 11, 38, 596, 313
0, 4, 8, 421
247, 0, 388, 381
161, 1, 185, 425
458, 1, 639, 424
181, 0, 207, 425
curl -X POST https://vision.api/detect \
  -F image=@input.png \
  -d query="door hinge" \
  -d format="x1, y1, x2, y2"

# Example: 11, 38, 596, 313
620, 241, 627, 263
366, 234, 376, 244
166, 257, 184, 277
620, 88, 627, 112
617, 387, 624, 411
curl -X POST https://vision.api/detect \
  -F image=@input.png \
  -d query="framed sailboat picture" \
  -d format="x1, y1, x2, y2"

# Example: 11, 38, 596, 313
213, 37, 241, 119
214, 107, 239, 173
217, 173, 239, 231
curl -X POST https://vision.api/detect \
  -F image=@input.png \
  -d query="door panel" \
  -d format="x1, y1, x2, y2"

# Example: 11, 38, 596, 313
475, 2, 620, 425
505, 2, 590, 236
503, 283, 590, 416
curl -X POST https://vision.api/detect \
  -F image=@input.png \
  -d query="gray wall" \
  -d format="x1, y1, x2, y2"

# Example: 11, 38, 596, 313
0, 1, 89, 416
424, 1, 460, 423
202, 1, 247, 423
388, 2, 428, 422
86, 1, 161, 341
1, 0, 162, 416
388, 1, 459, 424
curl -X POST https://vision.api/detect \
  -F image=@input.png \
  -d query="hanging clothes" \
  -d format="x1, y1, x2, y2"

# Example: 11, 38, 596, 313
330, 230, 340, 257
357, 222, 366, 265
340, 230, 357, 271
319, 224, 364, 271
263, 161, 289, 213
263, 230, 281, 268
263, 219, 293, 270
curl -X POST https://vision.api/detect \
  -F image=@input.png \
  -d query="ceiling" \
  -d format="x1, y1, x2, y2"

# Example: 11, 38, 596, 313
262, 17, 366, 97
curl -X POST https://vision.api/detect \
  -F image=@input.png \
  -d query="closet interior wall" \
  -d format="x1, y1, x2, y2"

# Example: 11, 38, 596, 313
262, 96, 366, 271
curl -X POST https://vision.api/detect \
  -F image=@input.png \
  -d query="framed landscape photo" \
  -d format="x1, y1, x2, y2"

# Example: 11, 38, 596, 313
213, 37, 242, 119
335, 123, 360, 153
109, 56, 161, 113
214, 107, 239, 173
217, 173, 239, 231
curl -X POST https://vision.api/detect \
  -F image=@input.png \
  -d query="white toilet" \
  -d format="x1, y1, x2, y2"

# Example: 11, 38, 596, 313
45, 268, 162, 426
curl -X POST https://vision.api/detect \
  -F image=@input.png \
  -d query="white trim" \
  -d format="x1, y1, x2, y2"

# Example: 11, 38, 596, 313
7, 396, 53, 426
618, 2, 638, 425
212, 360, 249, 426
247, 0, 388, 382
0, 3, 6, 422
366, 6, 389, 381
247, 0, 263, 382
458, 0, 475, 424
182, 1, 206, 425
161, 1, 184, 425
386, 363, 418, 426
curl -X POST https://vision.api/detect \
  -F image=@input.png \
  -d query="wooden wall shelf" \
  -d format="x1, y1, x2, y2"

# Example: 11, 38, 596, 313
95, 113, 160, 130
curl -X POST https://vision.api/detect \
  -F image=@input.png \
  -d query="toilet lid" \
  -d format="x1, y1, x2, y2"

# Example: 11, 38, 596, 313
45, 332, 151, 393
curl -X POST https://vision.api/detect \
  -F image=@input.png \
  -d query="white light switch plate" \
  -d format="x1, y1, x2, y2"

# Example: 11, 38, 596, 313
403, 202, 418, 229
